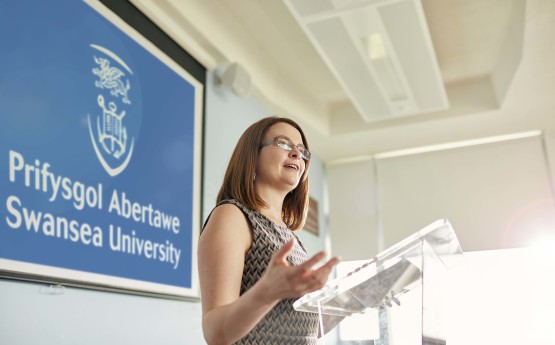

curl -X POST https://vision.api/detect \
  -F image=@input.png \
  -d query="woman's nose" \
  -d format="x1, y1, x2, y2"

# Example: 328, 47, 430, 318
289, 148, 301, 159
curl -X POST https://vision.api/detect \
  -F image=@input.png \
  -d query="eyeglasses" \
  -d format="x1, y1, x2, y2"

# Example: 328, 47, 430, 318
260, 136, 311, 161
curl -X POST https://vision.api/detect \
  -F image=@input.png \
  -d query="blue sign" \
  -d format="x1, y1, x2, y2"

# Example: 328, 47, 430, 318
0, 1, 202, 298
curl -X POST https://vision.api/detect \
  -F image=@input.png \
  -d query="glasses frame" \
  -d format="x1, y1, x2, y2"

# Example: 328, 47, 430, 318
260, 136, 311, 161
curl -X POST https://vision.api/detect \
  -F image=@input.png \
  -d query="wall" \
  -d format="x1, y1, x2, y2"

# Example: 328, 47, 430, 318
0, 278, 203, 345
328, 133, 555, 259
327, 159, 380, 260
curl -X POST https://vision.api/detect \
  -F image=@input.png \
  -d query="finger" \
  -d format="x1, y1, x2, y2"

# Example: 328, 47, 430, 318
313, 256, 341, 274
306, 256, 341, 281
271, 238, 296, 264
296, 251, 326, 272
325, 256, 341, 268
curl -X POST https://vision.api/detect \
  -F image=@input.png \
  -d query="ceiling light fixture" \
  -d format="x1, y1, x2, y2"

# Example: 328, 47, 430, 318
284, 0, 448, 123
364, 33, 407, 103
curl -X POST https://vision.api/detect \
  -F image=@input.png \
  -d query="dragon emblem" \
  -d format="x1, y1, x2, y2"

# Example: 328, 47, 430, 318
92, 56, 131, 104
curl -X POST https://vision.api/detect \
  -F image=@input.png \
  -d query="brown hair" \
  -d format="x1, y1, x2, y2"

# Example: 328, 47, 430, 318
216, 116, 310, 230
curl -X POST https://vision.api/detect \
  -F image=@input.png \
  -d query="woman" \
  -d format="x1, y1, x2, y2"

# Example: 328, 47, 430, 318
198, 116, 340, 345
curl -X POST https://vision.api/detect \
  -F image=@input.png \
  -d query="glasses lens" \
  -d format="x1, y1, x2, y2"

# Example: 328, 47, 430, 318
275, 138, 292, 151
273, 137, 310, 160
300, 148, 311, 160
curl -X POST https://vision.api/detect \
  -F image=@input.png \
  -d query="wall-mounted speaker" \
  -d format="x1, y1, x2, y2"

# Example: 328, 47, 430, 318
216, 62, 252, 98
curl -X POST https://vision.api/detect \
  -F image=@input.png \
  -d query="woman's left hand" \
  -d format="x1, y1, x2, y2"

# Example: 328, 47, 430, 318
257, 238, 341, 302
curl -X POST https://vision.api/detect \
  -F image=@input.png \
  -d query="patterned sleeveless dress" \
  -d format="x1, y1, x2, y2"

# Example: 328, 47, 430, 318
216, 199, 319, 345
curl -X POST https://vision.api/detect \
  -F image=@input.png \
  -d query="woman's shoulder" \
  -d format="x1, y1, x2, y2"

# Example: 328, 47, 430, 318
213, 201, 245, 218
218, 198, 246, 210
198, 202, 253, 263
203, 200, 251, 230
218, 199, 262, 218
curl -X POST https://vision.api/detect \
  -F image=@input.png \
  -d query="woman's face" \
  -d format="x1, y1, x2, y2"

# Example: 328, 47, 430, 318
256, 122, 307, 192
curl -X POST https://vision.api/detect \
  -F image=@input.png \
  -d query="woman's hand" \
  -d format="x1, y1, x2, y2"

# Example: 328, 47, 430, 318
257, 238, 340, 302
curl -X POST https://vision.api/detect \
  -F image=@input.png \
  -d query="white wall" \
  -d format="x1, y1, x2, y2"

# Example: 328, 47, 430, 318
327, 159, 380, 260
328, 133, 555, 258
0, 279, 203, 345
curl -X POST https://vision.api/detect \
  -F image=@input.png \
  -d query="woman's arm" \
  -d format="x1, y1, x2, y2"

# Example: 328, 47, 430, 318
198, 204, 275, 345
198, 204, 340, 345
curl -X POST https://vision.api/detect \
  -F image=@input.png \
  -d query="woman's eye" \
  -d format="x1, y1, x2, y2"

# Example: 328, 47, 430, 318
277, 140, 290, 149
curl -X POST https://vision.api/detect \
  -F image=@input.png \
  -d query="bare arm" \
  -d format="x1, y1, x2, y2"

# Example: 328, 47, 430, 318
198, 204, 274, 345
198, 204, 340, 345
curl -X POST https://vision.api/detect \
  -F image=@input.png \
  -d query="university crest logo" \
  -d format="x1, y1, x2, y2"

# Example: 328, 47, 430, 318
87, 44, 136, 176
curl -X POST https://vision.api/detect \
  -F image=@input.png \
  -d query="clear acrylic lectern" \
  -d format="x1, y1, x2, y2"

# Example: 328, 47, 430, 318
294, 219, 463, 345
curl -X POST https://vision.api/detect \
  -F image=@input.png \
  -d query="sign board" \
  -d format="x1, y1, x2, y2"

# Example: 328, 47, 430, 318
0, 0, 203, 299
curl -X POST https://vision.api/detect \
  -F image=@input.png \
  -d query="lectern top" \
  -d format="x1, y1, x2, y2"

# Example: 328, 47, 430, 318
293, 219, 463, 316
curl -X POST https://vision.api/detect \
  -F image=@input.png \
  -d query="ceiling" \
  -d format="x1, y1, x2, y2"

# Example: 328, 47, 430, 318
130, 0, 555, 163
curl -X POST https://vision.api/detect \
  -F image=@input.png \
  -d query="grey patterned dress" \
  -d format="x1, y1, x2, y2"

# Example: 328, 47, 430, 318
215, 199, 319, 345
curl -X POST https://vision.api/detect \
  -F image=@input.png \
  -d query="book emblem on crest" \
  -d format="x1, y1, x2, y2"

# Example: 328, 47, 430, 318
87, 44, 135, 176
